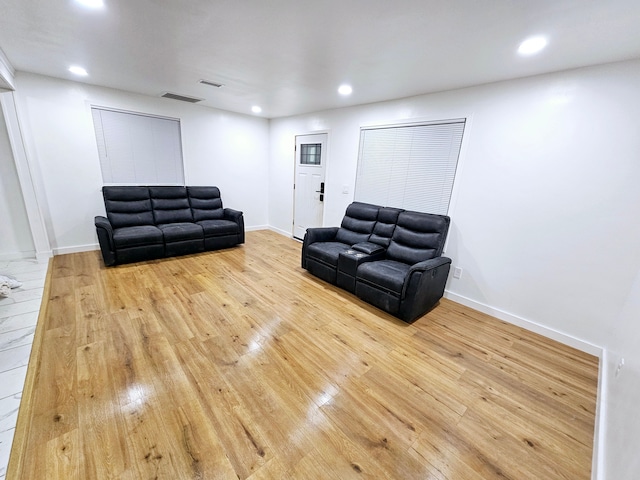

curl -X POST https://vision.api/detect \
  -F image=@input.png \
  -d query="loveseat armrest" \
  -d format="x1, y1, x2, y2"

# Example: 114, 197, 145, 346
94, 216, 117, 266
398, 256, 452, 322
352, 241, 385, 256
223, 208, 245, 243
304, 227, 339, 244
408, 256, 452, 276
301, 227, 339, 268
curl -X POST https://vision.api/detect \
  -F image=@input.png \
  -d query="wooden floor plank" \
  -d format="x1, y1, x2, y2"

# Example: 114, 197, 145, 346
8, 230, 599, 479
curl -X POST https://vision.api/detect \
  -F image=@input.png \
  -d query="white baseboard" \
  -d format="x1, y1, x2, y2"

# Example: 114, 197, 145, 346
53, 243, 99, 256
246, 225, 270, 232
444, 290, 603, 356
268, 226, 294, 238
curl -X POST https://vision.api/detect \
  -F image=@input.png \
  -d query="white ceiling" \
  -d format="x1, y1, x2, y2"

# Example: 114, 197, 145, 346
1, 0, 640, 118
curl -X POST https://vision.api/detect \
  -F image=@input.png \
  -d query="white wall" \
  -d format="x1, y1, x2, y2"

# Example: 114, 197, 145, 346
11, 72, 270, 254
0, 106, 34, 259
270, 59, 640, 479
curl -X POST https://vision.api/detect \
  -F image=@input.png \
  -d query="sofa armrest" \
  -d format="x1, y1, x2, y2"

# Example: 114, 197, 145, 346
223, 208, 243, 222
95, 216, 113, 244
223, 208, 245, 244
94, 216, 117, 266
301, 227, 339, 268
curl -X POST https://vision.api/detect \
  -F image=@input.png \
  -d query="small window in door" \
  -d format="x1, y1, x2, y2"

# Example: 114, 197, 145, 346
300, 143, 322, 165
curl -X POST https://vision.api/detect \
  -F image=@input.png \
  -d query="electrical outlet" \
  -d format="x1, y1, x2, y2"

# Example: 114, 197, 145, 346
615, 357, 625, 378
342, 185, 349, 194
453, 267, 463, 279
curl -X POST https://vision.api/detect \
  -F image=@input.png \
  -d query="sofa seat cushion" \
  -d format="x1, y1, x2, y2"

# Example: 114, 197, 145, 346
357, 259, 411, 295
306, 242, 352, 266
158, 223, 203, 242
113, 225, 163, 248
197, 219, 239, 236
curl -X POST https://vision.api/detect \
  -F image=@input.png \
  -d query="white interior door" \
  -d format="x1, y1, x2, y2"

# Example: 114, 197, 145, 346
293, 133, 327, 240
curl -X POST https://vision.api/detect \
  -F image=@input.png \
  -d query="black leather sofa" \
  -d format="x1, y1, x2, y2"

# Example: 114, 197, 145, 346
302, 202, 451, 322
95, 186, 244, 266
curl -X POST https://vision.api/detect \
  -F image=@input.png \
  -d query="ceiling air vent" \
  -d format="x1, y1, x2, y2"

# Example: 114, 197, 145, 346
160, 92, 203, 103
199, 79, 224, 88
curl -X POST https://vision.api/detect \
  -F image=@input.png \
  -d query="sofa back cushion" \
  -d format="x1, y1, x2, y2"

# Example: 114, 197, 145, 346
187, 186, 224, 221
387, 211, 450, 265
149, 186, 193, 225
369, 207, 403, 248
335, 202, 380, 245
103, 186, 154, 228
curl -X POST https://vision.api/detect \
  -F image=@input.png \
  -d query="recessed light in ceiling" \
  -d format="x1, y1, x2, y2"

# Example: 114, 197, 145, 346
68, 65, 88, 76
518, 36, 548, 56
251, 106, 262, 113
75, 0, 105, 8
338, 84, 353, 95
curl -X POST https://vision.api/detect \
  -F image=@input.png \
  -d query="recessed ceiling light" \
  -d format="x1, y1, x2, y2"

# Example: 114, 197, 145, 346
518, 36, 548, 56
75, 0, 105, 8
251, 106, 262, 113
338, 84, 353, 95
68, 65, 88, 76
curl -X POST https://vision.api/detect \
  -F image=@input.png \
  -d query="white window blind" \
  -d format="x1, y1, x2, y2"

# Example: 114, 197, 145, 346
354, 120, 465, 215
91, 107, 185, 185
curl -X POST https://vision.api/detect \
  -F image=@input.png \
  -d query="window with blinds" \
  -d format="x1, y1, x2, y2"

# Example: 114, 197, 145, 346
354, 119, 465, 215
91, 107, 185, 185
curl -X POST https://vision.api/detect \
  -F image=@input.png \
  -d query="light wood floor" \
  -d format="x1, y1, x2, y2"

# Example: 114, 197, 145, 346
8, 230, 599, 479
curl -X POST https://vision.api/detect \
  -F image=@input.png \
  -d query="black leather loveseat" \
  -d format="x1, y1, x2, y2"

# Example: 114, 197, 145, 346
95, 186, 244, 266
302, 202, 451, 322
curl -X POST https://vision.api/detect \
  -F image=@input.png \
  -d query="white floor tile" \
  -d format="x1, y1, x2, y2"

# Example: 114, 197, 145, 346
0, 427, 15, 477
13, 278, 46, 291
0, 367, 27, 401
0, 269, 46, 283
0, 312, 39, 335
0, 394, 21, 434
0, 300, 42, 320
0, 345, 33, 373
0, 260, 47, 275
5, 288, 44, 304
0, 328, 35, 354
